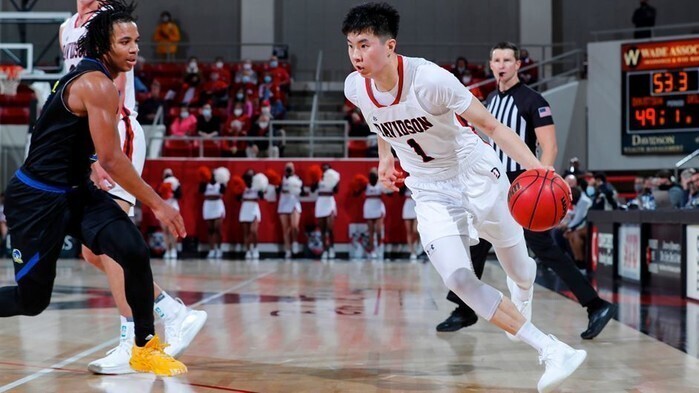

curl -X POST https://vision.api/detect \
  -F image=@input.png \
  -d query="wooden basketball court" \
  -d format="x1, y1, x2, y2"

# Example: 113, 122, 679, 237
0, 257, 698, 392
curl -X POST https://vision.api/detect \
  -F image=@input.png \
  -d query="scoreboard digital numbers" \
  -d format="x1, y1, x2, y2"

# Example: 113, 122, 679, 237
621, 38, 699, 155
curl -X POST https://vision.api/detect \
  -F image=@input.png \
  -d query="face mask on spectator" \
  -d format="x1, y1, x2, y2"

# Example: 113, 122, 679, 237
216, 61, 224, 69
242, 76, 250, 83
180, 111, 189, 119
202, 109, 212, 117
462, 75, 472, 84
258, 122, 269, 129
188, 61, 197, 69
264, 75, 272, 83
270, 61, 278, 68
161, 16, 170, 23
236, 93, 244, 100
234, 108, 243, 116
243, 63, 252, 71
261, 106, 271, 115
586, 186, 595, 197
457, 66, 465, 72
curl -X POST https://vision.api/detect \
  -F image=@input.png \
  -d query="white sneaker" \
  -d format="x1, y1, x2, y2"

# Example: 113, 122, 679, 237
409, 253, 417, 261
206, 250, 215, 259
328, 248, 336, 259
252, 249, 260, 260
292, 242, 300, 254
321, 251, 328, 261
284, 250, 292, 260
369, 251, 377, 259
245, 250, 252, 260
215, 248, 223, 259
164, 304, 209, 358
169, 249, 177, 259
506, 276, 534, 342
537, 335, 587, 393
87, 338, 135, 375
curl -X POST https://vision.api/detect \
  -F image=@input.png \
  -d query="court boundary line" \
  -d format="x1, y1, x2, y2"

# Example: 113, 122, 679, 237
0, 270, 276, 392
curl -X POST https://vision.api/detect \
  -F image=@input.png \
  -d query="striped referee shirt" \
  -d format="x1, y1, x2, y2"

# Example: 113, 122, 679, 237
485, 82, 554, 174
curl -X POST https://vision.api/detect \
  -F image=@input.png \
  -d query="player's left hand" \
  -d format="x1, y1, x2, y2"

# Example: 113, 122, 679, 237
91, 161, 116, 190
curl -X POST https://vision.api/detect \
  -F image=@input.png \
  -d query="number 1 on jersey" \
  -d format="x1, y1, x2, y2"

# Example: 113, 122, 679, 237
407, 138, 434, 163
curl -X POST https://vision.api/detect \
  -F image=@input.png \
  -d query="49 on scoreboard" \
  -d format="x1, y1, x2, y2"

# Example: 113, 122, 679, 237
621, 38, 699, 155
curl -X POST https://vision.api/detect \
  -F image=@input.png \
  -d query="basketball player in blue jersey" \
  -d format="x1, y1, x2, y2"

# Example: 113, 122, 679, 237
0, 0, 186, 376
342, 3, 585, 392
60, 0, 207, 375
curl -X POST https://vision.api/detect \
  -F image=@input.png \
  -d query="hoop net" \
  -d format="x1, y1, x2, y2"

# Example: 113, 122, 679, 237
0, 65, 23, 96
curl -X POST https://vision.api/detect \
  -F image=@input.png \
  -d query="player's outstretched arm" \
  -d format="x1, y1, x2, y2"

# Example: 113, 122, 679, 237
461, 99, 544, 170
74, 73, 186, 238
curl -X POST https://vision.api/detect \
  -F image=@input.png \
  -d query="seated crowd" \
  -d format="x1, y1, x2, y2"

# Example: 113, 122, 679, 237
134, 55, 291, 158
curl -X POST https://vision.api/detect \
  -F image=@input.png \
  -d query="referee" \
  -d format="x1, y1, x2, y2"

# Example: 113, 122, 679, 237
436, 42, 616, 340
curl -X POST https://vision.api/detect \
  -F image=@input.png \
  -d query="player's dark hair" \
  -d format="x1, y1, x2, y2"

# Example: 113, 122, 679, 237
77, 0, 137, 59
342, 2, 399, 40
490, 41, 520, 60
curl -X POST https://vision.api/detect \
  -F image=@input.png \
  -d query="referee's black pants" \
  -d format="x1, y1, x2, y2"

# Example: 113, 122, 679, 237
446, 228, 600, 313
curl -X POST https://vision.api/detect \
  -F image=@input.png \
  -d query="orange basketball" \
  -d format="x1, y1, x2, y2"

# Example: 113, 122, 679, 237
507, 169, 572, 232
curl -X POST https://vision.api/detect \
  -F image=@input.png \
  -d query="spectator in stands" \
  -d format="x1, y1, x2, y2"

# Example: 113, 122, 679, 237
212, 56, 231, 83
686, 172, 699, 208
196, 104, 221, 139
451, 56, 469, 83
184, 56, 202, 84
201, 68, 229, 106
562, 187, 593, 268
632, 0, 656, 39
679, 168, 696, 206
137, 79, 164, 124
169, 104, 198, 137
133, 56, 149, 93
270, 97, 287, 120
268, 55, 291, 94
153, 11, 181, 60
518, 49, 538, 85
235, 59, 258, 86
180, 61, 202, 105
247, 114, 271, 157
590, 172, 619, 210
222, 102, 251, 157
653, 170, 684, 209
258, 72, 277, 102
346, 107, 371, 137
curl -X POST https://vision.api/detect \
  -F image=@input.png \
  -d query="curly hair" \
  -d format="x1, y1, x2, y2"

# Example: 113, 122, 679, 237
341, 2, 399, 40
77, 0, 138, 59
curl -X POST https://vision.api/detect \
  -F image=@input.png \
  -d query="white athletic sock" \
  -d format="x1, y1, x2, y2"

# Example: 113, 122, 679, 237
515, 321, 555, 353
153, 291, 184, 321
120, 315, 134, 341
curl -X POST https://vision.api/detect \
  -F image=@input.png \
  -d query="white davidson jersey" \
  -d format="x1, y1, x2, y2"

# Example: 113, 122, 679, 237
344, 55, 483, 179
61, 13, 136, 115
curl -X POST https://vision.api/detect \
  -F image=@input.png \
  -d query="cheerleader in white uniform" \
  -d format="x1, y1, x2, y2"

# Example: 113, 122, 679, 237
401, 185, 419, 260
278, 162, 303, 259
200, 174, 226, 259
239, 169, 264, 260
363, 168, 386, 259
159, 168, 182, 259
314, 164, 340, 260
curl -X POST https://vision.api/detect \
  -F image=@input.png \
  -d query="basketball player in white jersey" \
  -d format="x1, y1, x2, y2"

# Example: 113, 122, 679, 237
362, 168, 386, 259
60, 0, 207, 374
342, 4, 585, 392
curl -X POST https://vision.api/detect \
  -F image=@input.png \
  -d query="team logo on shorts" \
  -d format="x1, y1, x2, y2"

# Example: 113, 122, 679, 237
490, 167, 501, 179
12, 249, 23, 264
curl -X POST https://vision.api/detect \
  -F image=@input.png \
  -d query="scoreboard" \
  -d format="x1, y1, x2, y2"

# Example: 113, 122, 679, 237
621, 38, 699, 155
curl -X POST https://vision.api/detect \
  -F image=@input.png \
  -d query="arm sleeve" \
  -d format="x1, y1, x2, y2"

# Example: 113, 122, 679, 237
528, 94, 555, 128
413, 64, 474, 116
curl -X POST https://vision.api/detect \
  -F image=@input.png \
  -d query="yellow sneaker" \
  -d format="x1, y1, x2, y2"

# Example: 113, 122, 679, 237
129, 335, 188, 376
